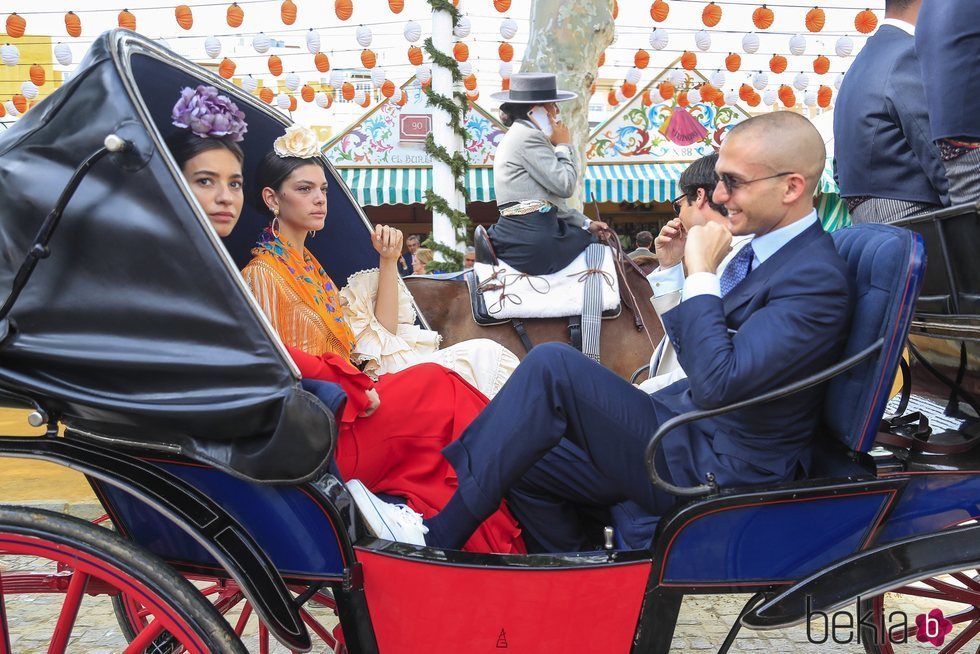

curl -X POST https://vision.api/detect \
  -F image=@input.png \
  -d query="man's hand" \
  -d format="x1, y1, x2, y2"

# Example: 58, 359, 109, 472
550, 119, 571, 146
587, 219, 609, 234
654, 218, 687, 269
684, 221, 732, 275
359, 388, 380, 417
373, 225, 404, 262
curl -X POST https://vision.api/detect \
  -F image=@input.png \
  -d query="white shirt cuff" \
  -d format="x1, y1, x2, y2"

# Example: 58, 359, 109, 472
581, 217, 591, 230
646, 264, 685, 298
682, 272, 721, 301
554, 144, 572, 157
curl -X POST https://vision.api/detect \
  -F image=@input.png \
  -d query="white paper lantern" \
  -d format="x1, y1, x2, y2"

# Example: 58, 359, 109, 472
454, 15, 471, 38
54, 43, 73, 67
20, 81, 38, 100
687, 88, 702, 104
315, 91, 329, 108
763, 89, 777, 106
453, 61, 468, 78
253, 33, 271, 54
789, 34, 807, 56
742, 32, 760, 54
499, 62, 513, 79
695, 30, 712, 52
834, 72, 845, 90
500, 17, 518, 40
711, 70, 726, 88
793, 72, 810, 91
285, 72, 301, 91
205, 36, 222, 59
614, 88, 627, 104
277, 93, 292, 109
356, 25, 373, 48
835, 35, 854, 58
650, 28, 669, 51
4, 100, 18, 117
371, 67, 386, 87
724, 90, 739, 106
306, 29, 321, 54
752, 71, 769, 90
353, 89, 366, 104
404, 20, 422, 43
625, 67, 642, 85
242, 75, 258, 94
669, 70, 687, 88
328, 70, 343, 89
1, 44, 20, 67
393, 88, 404, 104
804, 89, 818, 107
416, 64, 432, 84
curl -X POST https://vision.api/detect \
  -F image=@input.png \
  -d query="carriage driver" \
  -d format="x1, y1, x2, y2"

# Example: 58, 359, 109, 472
350, 111, 856, 552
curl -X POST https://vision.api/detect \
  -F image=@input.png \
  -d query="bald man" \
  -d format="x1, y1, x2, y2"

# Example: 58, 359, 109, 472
350, 113, 855, 552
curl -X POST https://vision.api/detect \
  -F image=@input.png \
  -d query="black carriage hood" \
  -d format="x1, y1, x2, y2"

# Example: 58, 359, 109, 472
0, 31, 338, 483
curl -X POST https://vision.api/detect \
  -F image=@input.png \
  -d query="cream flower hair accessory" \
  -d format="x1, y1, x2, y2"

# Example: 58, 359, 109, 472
273, 124, 320, 158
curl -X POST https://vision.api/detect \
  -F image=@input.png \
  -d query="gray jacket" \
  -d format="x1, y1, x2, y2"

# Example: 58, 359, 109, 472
493, 120, 587, 227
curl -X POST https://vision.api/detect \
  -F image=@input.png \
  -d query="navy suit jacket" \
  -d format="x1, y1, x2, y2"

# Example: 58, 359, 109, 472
833, 25, 948, 205
917, 0, 980, 141
655, 222, 853, 489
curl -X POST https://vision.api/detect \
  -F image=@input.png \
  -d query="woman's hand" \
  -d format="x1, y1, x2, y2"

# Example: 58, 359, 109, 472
359, 387, 380, 417
372, 225, 404, 262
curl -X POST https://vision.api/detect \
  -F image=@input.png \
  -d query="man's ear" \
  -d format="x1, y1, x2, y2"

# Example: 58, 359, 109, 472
694, 187, 709, 209
783, 174, 808, 204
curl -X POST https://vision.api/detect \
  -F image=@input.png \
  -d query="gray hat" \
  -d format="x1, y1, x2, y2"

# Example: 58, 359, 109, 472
490, 72, 578, 103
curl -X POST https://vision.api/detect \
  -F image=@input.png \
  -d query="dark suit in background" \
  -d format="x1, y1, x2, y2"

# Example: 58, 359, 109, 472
917, 0, 980, 204
834, 23, 948, 224
443, 221, 853, 551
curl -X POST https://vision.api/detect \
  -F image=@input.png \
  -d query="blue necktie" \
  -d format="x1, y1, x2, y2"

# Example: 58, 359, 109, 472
719, 243, 754, 297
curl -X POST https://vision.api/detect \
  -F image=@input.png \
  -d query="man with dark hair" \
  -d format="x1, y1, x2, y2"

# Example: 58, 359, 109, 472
834, 0, 948, 224
917, 0, 980, 205
628, 231, 654, 260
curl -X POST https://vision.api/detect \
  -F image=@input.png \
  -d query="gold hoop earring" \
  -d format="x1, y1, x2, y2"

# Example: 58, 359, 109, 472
271, 211, 281, 239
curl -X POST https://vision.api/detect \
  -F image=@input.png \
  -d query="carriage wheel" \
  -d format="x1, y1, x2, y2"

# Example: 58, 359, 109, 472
113, 579, 346, 652
0, 505, 247, 654
860, 569, 980, 653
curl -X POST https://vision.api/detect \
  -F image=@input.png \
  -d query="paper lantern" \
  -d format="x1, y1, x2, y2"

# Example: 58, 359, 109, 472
54, 43, 72, 66
642, 90, 654, 106
281, 0, 297, 25
226, 3, 244, 28
793, 72, 810, 90
752, 71, 769, 90
769, 55, 787, 74
742, 32, 760, 54
746, 92, 761, 107
0, 103, 5, 117
353, 89, 366, 104
301, 85, 315, 102
1, 44, 19, 66
336, 0, 353, 21
453, 42, 469, 62
612, 0, 619, 19
3, 100, 16, 117
739, 83, 753, 101
315, 91, 332, 108
711, 70, 726, 88
289, 96, 299, 112
650, 0, 669, 23
634, 49, 650, 70
752, 5, 774, 30
650, 28, 669, 51
681, 51, 697, 70
789, 34, 807, 56
205, 36, 221, 59
301, 29, 320, 55
498, 42, 514, 62
65, 11, 82, 37
621, 82, 637, 98
356, 25, 373, 48
259, 86, 274, 104
699, 84, 717, 103
834, 73, 844, 90
389, 0, 405, 13
285, 72, 301, 91
361, 49, 376, 69
313, 52, 329, 73
494, 0, 511, 11
725, 53, 741, 72
371, 67, 386, 87
456, 61, 471, 78
669, 69, 686, 87
658, 81, 675, 100
5, 14, 25, 39
677, 91, 689, 108
695, 30, 712, 52
804, 89, 817, 107
379, 79, 396, 98
779, 85, 796, 107
341, 82, 355, 100
817, 85, 832, 108
29, 63, 44, 87
762, 89, 777, 106
408, 46, 423, 66
597, 52, 606, 67
806, 7, 825, 33
499, 62, 513, 79
118, 9, 136, 31
275, 93, 290, 109
813, 55, 830, 75
20, 81, 37, 100
500, 18, 518, 40
607, 89, 618, 107
687, 88, 702, 105
625, 67, 642, 85
218, 57, 236, 79
463, 74, 478, 91
454, 16, 471, 39
724, 90, 739, 106
465, 88, 480, 102
404, 20, 421, 42
329, 70, 344, 88
835, 35, 854, 57
416, 64, 432, 84
12, 94, 27, 113
855, 9, 877, 34
268, 55, 282, 76
175, 5, 193, 31
253, 33, 271, 54
702, 2, 722, 27
397, 89, 408, 106
242, 75, 258, 93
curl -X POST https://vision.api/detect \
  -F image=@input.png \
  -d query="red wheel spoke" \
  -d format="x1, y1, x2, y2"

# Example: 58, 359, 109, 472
0, 570, 11, 654
233, 602, 253, 636
47, 571, 90, 654
951, 572, 980, 593
939, 618, 980, 654
212, 591, 244, 616
922, 578, 980, 605
299, 607, 337, 647
893, 585, 957, 602
259, 622, 270, 654
123, 618, 166, 654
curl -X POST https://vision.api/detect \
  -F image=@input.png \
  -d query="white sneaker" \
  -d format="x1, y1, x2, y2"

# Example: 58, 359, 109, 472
346, 479, 428, 546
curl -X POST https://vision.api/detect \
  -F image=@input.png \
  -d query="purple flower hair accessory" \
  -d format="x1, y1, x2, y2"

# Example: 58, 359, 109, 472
171, 85, 248, 142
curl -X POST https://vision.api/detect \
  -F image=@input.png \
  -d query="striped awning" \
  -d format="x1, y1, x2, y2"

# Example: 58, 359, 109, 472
584, 163, 688, 204
336, 167, 494, 207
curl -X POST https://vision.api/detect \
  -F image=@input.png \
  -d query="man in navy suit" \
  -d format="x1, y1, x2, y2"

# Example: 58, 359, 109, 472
834, 0, 948, 224
917, 0, 980, 205
350, 112, 854, 552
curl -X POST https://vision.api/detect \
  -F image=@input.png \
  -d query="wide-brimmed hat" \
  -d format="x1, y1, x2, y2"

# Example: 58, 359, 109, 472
490, 72, 578, 103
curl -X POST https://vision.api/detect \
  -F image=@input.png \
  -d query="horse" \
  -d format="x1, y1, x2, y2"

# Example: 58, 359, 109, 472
404, 235, 664, 381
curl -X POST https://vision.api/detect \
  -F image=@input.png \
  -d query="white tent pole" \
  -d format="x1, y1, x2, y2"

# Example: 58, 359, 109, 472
429, 5, 463, 261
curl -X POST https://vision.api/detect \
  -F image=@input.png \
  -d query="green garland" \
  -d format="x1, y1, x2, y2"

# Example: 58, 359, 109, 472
421, 0, 470, 271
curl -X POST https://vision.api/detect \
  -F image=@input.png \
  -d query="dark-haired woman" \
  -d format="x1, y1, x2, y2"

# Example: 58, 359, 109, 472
488, 73, 608, 275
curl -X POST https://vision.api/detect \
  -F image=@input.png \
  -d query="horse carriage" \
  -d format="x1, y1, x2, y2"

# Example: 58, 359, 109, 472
0, 31, 978, 653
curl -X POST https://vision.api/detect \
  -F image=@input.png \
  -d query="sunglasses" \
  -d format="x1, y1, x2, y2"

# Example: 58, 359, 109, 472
716, 171, 794, 195
670, 194, 688, 217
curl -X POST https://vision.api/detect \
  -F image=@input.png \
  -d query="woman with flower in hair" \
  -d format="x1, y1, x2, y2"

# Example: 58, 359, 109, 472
168, 87, 524, 554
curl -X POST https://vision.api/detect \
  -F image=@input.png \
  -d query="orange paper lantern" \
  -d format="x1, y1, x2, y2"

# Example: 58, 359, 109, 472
714, 94, 725, 108
659, 81, 675, 100
341, 82, 355, 100
642, 90, 654, 106
607, 89, 619, 107
634, 49, 650, 70
335, 0, 353, 21
314, 52, 330, 73
494, 0, 511, 12
118, 9, 136, 31
612, 0, 619, 19
739, 83, 753, 101
259, 86, 274, 104
381, 80, 396, 97
12, 94, 27, 113
289, 95, 298, 111
778, 85, 796, 107
65, 11, 82, 37
677, 91, 689, 108
397, 92, 408, 107
769, 54, 787, 74
175, 5, 193, 30
218, 57, 236, 79
855, 9, 877, 34
650, 0, 670, 23
453, 42, 469, 62
726, 52, 742, 72
746, 92, 761, 107
598, 52, 606, 67
29, 63, 44, 86
702, 2, 722, 28
499, 42, 513, 62
813, 55, 830, 75
806, 7, 826, 33
5, 14, 25, 39
0, 103, 5, 117
681, 51, 697, 70
408, 46, 423, 66
359, 94, 370, 108
301, 84, 315, 102
389, 0, 404, 12
464, 74, 477, 91
226, 3, 244, 28
621, 82, 637, 98
699, 83, 718, 103
752, 5, 774, 30
501, 78, 510, 91
817, 85, 832, 108
360, 49, 376, 69
281, 0, 297, 25
268, 55, 282, 76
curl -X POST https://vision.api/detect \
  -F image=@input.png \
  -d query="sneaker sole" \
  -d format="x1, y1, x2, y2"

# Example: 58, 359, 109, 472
346, 480, 397, 541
